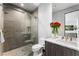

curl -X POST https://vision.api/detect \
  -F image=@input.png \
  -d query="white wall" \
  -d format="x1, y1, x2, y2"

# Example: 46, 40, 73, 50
38, 3, 52, 40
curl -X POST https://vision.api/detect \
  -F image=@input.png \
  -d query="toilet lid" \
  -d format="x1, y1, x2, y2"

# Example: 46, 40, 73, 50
32, 44, 43, 49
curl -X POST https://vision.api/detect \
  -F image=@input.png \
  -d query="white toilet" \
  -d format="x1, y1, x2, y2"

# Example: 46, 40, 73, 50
32, 38, 45, 56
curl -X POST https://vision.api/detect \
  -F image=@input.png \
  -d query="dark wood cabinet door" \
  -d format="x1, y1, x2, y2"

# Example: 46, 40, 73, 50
45, 41, 64, 56
50, 42, 56, 56
63, 47, 76, 56
75, 51, 79, 56
45, 41, 55, 56
55, 44, 64, 56
45, 41, 51, 56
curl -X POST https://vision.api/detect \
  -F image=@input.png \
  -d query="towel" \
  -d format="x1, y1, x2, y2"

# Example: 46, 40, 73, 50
0, 30, 5, 43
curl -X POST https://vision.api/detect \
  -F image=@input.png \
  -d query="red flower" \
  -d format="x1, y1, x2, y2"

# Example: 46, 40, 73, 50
50, 21, 61, 25
50, 21, 61, 28
54, 22, 61, 25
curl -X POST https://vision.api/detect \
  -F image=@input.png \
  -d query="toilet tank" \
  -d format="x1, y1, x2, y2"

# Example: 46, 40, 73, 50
38, 38, 45, 45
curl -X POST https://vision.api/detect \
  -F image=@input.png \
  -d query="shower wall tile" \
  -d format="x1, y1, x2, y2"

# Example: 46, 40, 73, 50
3, 7, 31, 52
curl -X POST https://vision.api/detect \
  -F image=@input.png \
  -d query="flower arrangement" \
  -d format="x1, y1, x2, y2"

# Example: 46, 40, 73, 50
50, 21, 61, 36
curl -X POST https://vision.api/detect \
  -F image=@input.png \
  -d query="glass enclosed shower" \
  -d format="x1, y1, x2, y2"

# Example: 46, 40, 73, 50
2, 3, 38, 55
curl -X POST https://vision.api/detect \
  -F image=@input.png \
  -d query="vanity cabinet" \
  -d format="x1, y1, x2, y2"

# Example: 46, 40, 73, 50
45, 41, 79, 56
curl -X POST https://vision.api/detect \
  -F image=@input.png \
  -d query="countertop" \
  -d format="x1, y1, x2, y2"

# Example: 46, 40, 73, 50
45, 37, 79, 51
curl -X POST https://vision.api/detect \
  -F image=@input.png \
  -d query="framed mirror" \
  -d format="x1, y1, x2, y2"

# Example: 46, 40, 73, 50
65, 10, 79, 38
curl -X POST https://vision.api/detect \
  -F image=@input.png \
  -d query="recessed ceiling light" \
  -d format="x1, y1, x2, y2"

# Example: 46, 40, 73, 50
21, 3, 24, 6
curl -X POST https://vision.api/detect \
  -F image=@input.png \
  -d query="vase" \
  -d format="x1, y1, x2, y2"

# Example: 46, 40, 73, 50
54, 33, 58, 38
52, 33, 58, 39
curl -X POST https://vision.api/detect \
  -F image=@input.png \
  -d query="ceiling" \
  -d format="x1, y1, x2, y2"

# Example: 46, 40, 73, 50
12, 3, 79, 13
52, 3, 79, 13
12, 3, 40, 12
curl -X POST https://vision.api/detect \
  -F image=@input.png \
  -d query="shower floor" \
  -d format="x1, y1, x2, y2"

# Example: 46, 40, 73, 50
3, 44, 32, 56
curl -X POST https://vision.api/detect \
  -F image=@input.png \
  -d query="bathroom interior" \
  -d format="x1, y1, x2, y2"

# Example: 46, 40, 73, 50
0, 3, 79, 56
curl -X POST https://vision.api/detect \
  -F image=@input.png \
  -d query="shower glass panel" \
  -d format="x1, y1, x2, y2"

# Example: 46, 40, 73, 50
3, 4, 33, 52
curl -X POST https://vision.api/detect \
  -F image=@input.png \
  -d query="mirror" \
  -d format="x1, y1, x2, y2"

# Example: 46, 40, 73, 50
65, 10, 79, 38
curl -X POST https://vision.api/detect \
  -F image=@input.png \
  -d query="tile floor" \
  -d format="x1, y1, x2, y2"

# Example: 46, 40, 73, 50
3, 44, 32, 56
